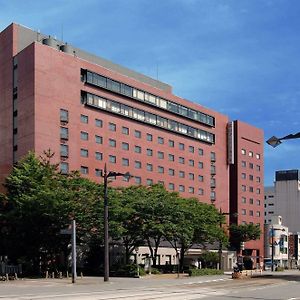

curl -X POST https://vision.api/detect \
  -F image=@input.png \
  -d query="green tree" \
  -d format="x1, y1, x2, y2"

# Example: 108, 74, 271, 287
229, 223, 261, 251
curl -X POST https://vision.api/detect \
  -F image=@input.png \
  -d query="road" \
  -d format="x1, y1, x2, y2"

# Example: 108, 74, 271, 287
1, 271, 300, 299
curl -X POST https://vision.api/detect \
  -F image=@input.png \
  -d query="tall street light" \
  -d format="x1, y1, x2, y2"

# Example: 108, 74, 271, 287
101, 163, 132, 282
267, 132, 300, 148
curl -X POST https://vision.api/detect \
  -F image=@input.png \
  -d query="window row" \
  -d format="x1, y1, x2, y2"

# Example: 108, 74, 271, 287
241, 173, 261, 182
241, 185, 261, 194
241, 149, 261, 160
241, 209, 261, 217
79, 127, 205, 156
241, 197, 261, 206
241, 161, 261, 171
82, 91, 215, 144
82, 69, 215, 127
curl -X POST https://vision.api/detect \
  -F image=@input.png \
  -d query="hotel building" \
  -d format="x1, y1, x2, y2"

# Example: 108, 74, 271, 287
0, 23, 264, 262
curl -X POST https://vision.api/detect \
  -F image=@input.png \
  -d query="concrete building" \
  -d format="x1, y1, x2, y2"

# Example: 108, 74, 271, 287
264, 186, 275, 224
0, 23, 264, 262
264, 216, 288, 268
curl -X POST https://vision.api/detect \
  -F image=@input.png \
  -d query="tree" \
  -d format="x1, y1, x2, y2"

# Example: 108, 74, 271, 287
229, 223, 261, 251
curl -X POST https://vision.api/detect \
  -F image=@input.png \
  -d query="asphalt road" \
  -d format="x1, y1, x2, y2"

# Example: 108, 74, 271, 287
1, 271, 300, 299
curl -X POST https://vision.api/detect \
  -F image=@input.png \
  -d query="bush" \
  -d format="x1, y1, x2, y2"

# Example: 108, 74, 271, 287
150, 267, 161, 274
275, 266, 284, 272
111, 264, 145, 277
187, 268, 223, 277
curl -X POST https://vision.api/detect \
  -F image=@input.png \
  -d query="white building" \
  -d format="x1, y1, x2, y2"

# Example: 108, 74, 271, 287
264, 216, 288, 268
264, 186, 275, 224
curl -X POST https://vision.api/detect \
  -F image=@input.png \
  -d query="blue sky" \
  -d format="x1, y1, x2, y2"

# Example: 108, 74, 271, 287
1, 0, 300, 186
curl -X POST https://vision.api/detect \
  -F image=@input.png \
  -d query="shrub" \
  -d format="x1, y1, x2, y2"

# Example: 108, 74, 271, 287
150, 268, 161, 274
187, 268, 223, 277
275, 266, 284, 272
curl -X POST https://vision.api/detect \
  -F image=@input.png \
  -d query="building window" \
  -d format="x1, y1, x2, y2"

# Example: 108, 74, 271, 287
189, 187, 194, 194
122, 126, 129, 135
122, 142, 129, 150
169, 169, 175, 176
95, 169, 102, 177
249, 198, 254, 204
168, 154, 174, 161
135, 177, 141, 184
256, 211, 261, 217
109, 155, 116, 163
60, 144, 68, 157
198, 188, 204, 195
189, 173, 194, 180
179, 185, 185, 192
122, 158, 129, 166
241, 149, 246, 155
169, 183, 175, 190
210, 178, 216, 188
249, 186, 254, 193
60, 109, 69, 122
147, 148, 153, 156
249, 163, 254, 169
158, 137, 164, 144
256, 176, 261, 183
242, 185, 246, 192
80, 114, 88, 124
210, 152, 216, 161
242, 161, 246, 167
210, 165, 216, 174
198, 162, 204, 169
210, 191, 216, 201
256, 199, 261, 206
60, 162, 69, 174
60, 127, 69, 140
109, 122, 116, 131
242, 209, 246, 215
179, 143, 185, 150
135, 130, 141, 138
249, 174, 253, 181
95, 118, 103, 127
256, 153, 261, 159
80, 148, 88, 157
135, 146, 142, 153
147, 179, 153, 186
158, 166, 164, 173
242, 173, 246, 179
109, 139, 116, 147
189, 146, 194, 153
95, 152, 102, 160
80, 166, 89, 174
95, 135, 103, 144
198, 175, 204, 182
198, 148, 204, 156
256, 165, 261, 171
135, 161, 142, 169
249, 210, 254, 216
80, 131, 88, 140
169, 140, 174, 147
158, 151, 164, 159
256, 188, 261, 194
241, 197, 246, 203
147, 164, 153, 171
147, 133, 153, 141
249, 151, 253, 157
189, 159, 194, 166
179, 171, 185, 178
179, 157, 185, 164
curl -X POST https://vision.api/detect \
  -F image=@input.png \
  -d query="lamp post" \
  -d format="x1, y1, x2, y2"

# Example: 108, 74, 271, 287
101, 163, 132, 282
267, 132, 300, 148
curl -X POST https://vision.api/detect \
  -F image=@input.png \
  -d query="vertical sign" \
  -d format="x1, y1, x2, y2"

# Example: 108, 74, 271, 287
227, 121, 234, 164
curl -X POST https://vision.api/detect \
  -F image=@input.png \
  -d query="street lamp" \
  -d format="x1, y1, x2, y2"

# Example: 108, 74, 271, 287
101, 163, 132, 282
267, 132, 300, 148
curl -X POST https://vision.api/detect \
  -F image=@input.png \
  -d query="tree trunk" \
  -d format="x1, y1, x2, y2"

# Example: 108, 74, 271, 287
179, 244, 185, 272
